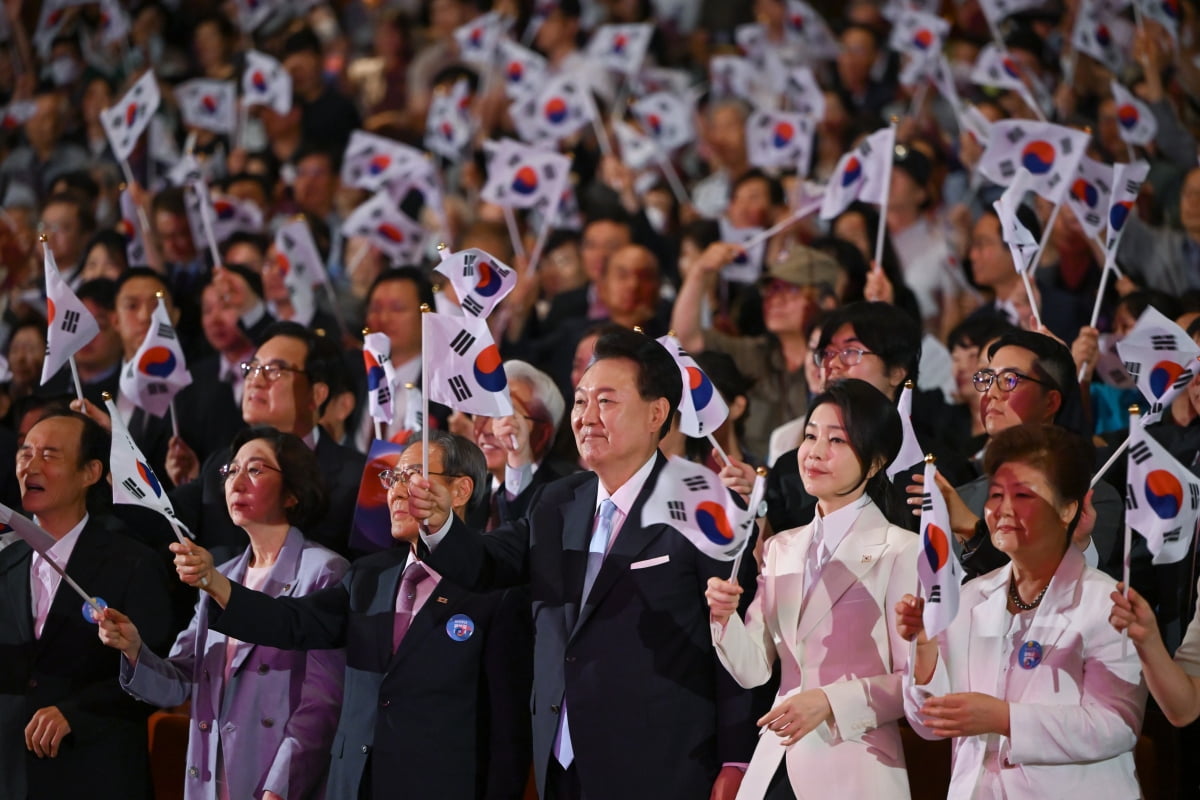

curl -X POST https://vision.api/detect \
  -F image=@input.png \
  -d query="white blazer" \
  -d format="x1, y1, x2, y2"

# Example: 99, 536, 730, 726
713, 502, 917, 800
905, 546, 1146, 799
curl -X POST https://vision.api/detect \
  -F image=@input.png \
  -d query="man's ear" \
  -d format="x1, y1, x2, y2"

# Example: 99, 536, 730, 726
451, 476, 474, 515
310, 380, 331, 414
80, 459, 103, 489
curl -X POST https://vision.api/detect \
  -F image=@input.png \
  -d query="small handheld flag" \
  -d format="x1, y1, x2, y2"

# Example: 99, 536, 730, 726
916, 456, 960, 637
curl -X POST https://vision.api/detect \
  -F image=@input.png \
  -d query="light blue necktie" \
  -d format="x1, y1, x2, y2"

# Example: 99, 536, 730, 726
554, 498, 619, 767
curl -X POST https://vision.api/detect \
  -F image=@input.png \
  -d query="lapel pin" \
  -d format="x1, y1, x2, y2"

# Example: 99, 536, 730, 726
861, 554, 873, 563
436, 596, 448, 604
1018, 640, 1043, 669
446, 613, 475, 641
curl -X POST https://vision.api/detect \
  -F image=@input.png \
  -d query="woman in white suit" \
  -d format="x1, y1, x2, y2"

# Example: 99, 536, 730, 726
707, 379, 917, 800
896, 423, 1146, 799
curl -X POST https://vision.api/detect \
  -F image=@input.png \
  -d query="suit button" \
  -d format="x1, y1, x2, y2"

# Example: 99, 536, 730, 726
198, 722, 209, 731
361, 745, 369, 754
261, 718, 274, 728
565, 656, 576, 663
188, 767, 199, 778
257, 664, 269, 674
380, 699, 391, 708
550, 704, 560, 714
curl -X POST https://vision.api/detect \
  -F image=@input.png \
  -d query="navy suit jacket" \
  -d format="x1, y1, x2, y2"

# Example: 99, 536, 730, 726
425, 454, 757, 799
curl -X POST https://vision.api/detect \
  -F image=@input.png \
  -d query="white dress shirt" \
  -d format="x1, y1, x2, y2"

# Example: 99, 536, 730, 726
30, 514, 88, 639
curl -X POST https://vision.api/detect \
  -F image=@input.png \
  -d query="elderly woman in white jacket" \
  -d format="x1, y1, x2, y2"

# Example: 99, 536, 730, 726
707, 380, 917, 800
896, 423, 1146, 799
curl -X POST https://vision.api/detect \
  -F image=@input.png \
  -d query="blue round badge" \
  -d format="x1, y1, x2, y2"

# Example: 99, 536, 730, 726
1018, 640, 1042, 670
82, 596, 107, 624
446, 613, 475, 642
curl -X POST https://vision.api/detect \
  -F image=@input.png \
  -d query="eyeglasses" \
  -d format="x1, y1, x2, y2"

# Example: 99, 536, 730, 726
218, 462, 282, 482
240, 361, 306, 382
378, 466, 461, 489
972, 368, 1057, 394
814, 347, 878, 368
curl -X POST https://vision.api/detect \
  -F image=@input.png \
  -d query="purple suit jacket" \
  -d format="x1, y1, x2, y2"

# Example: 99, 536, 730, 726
121, 528, 348, 800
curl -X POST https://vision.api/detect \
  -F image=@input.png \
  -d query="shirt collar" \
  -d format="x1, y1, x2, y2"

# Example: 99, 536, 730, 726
34, 512, 89, 562
302, 426, 321, 450
812, 495, 870, 557
596, 454, 658, 518
405, 546, 442, 581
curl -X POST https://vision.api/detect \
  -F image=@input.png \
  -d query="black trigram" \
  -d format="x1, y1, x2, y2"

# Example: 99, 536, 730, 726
1130, 441, 1152, 465
282, 234, 296, 250
1173, 370, 1194, 391
1047, 172, 1062, 190
859, 139, 873, 157
61, 309, 80, 334
1165, 527, 1183, 543
1005, 126, 1026, 144
1191, 484, 1199, 511
156, 322, 176, 340
1125, 179, 1140, 194
998, 160, 1016, 180
493, 262, 512, 278
450, 330, 476, 356
121, 477, 146, 500
1151, 334, 1176, 351
683, 475, 710, 492
921, 493, 933, 513
377, 385, 391, 405
1126, 485, 1138, 511
462, 252, 477, 277
462, 296, 484, 316
928, 586, 942, 603
1124, 361, 1141, 379
148, 383, 168, 395
1059, 136, 1075, 155
668, 500, 687, 522
449, 375, 472, 402
1084, 212, 1100, 227
1148, 401, 1164, 416
1096, 178, 1112, 194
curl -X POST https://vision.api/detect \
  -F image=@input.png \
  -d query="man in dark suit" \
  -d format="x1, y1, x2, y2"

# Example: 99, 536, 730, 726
410, 328, 755, 800
178, 431, 533, 799
167, 321, 365, 560
0, 411, 172, 799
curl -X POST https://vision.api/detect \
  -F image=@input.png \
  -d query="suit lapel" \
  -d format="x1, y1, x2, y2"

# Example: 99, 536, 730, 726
767, 530, 807, 658
968, 566, 1012, 698
794, 512, 891, 644
1004, 547, 1086, 700
561, 479, 598, 633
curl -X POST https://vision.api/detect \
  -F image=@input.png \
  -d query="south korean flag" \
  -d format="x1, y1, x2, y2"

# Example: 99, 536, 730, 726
977, 120, 1089, 204
434, 248, 518, 319
175, 79, 238, 135
746, 109, 814, 172
1064, 156, 1113, 240
242, 50, 292, 115
630, 91, 695, 152
497, 39, 548, 101
341, 130, 428, 192
341, 191, 427, 266
786, 67, 826, 119
100, 70, 161, 162
1116, 305, 1200, 425
718, 218, 766, 285
480, 138, 571, 213
532, 71, 597, 143
423, 311, 513, 417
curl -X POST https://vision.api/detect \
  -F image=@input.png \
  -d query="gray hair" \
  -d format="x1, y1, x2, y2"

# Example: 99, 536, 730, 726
402, 431, 490, 516
505, 359, 565, 444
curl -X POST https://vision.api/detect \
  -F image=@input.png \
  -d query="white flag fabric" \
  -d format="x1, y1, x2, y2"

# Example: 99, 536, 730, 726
106, 396, 187, 528
1127, 422, 1200, 564
0, 502, 58, 554
423, 312, 513, 417
629, 91, 695, 152
782, 0, 839, 60
613, 119, 659, 170
886, 384, 925, 480
97, 0, 131, 46
1116, 306, 1200, 424
175, 79, 237, 135
819, 126, 895, 220
425, 78, 474, 161
978, 0, 1047, 24
210, 194, 264, 242
1105, 160, 1149, 265
1139, 356, 1200, 427
480, 139, 571, 212
0, 355, 10, 384
434, 248, 518, 319
970, 43, 1039, 115
341, 191, 426, 266
586, 23, 655, 75
917, 460, 961, 637
402, 382, 424, 433
242, 49, 292, 115
120, 297, 193, 418
657, 335, 730, 437
363, 332, 398, 426
453, 11, 507, 68
118, 186, 146, 266
341, 130, 429, 192
41, 246, 101, 385
1064, 156, 1114, 240
0, 100, 36, 132
1072, 0, 1133, 69
100, 70, 160, 161
1110, 81, 1158, 146
233, 0, 283, 32
977, 120, 1090, 204
708, 56, 757, 102
746, 110, 814, 172
717, 218, 766, 284
274, 219, 327, 323
889, 10, 949, 86
786, 67, 826, 119
640, 456, 757, 561
498, 39, 548, 101
532, 72, 597, 143
1134, 0, 1180, 40
992, 167, 1041, 274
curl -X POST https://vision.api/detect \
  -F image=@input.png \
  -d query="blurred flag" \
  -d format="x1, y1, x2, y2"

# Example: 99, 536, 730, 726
498, 39, 548, 101
1110, 81, 1157, 146
970, 43, 1040, 115
641, 456, 756, 561
242, 49, 292, 115
819, 126, 895, 219
274, 218, 326, 323
0, 355, 10, 384
978, 0, 1047, 24
423, 312, 513, 417
117, 186, 146, 266
480, 138, 571, 212
586, 22, 655, 75
1140, 355, 1200, 427
97, 0, 131, 46
782, 0, 839, 60
0, 100, 36, 132
533, 71, 597, 142
0, 503, 59, 553
630, 91, 695, 152
735, 23, 768, 61
454, 11, 507, 68
434, 248, 517, 319
717, 219, 765, 284
657, 335, 729, 437
886, 384, 925, 480
363, 332, 398, 426
917, 458, 960, 637
1105, 160, 1149, 264
889, 9, 949, 86
402, 382, 424, 433
613, 119, 659, 170
977, 120, 1089, 204
120, 296, 193, 418
33, 0, 80, 57
1072, 0, 1133, 69
40, 246, 100, 385
786, 67, 826, 119
341, 191, 426, 266
1133, 0, 1180, 40
927, 56, 965, 124
1116, 306, 1200, 424
1064, 156, 1113, 240
425, 78, 474, 161
175, 79, 237, 135
100, 70, 160, 161
746, 110, 814, 172
341, 130, 429, 191
233, 0, 284, 32
992, 167, 1040, 274
708, 55, 756, 102
210, 194, 264, 242
636, 66, 692, 95
1127, 422, 1200, 564
106, 396, 188, 531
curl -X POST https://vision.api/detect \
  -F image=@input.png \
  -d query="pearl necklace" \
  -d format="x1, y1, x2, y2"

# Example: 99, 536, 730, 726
1008, 577, 1049, 611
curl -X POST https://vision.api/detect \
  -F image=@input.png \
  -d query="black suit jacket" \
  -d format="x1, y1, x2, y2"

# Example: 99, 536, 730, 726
466, 462, 565, 532
0, 518, 173, 799
210, 546, 533, 800
425, 454, 756, 799
169, 431, 365, 561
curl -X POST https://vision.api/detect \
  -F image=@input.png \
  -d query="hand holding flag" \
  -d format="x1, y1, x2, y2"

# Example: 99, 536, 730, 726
641, 456, 758, 561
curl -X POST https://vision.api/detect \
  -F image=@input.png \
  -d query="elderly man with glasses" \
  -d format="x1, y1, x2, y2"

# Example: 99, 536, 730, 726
172, 431, 534, 800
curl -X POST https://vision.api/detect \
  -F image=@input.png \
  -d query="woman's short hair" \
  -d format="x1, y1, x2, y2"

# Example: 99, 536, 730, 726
804, 379, 902, 507
228, 426, 329, 530
982, 423, 1094, 537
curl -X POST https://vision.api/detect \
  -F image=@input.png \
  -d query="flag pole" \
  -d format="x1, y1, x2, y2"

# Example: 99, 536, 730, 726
68, 357, 85, 402
115, 161, 154, 255
1079, 259, 1115, 381
193, 180, 223, 267
706, 433, 731, 467
1091, 435, 1131, 489
739, 211, 805, 251
502, 207, 528, 261
728, 467, 768, 581
1122, 403, 1140, 656
658, 153, 692, 208
873, 119, 899, 272
590, 113, 614, 158
420, 304, 432, 480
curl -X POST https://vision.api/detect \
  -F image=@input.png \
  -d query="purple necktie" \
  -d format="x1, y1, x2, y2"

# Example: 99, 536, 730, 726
393, 562, 428, 652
